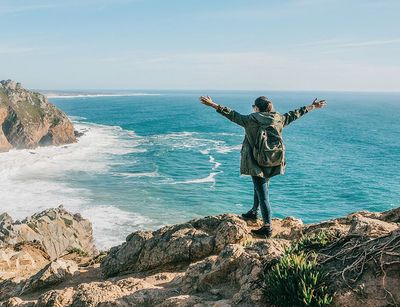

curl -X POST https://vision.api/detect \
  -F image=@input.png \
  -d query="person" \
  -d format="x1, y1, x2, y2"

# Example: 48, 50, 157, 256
199, 95, 326, 238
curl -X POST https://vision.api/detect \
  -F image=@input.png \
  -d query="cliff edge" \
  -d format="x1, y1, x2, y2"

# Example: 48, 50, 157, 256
0, 206, 399, 306
0, 80, 76, 152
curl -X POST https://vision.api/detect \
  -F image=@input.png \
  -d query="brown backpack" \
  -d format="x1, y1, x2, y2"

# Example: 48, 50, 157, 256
252, 122, 285, 167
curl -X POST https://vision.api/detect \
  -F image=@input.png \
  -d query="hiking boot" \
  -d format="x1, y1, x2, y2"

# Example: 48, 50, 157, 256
241, 210, 258, 221
251, 224, 272, 238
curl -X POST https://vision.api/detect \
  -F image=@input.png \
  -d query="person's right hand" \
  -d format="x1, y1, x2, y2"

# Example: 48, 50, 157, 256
311, 98, 327, 109
199, 96, 215, 107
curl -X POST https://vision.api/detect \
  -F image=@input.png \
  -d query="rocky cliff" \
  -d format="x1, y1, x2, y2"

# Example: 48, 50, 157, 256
0, 207, 399, 306
0, 80, 76, 152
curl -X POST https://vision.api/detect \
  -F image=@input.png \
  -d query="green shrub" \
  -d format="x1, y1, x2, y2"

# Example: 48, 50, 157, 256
62, 217, 73, 227
81, 251, 108, 267
286, 230, 337, 255
67, 247, 88, 257
264, 251, 332, 307
52, 116, 61, 125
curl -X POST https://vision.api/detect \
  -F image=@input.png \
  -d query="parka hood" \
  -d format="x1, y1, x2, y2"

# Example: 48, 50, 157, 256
249, 111, 281, 125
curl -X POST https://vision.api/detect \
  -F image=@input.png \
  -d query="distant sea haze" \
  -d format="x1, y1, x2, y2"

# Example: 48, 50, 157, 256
44, 91, 161, 98
1, 90, 399, 249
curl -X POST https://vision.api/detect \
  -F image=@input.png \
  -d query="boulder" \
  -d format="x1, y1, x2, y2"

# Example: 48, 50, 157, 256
180, 239, 290, 306
0, 79, 76, 151
0, 107, 12, 152
347, 214, 398, 237
101, 214, 250, 277
157, 295, 227, 307
0, 297, 28, 307
0, 241, 50, 282
379, 206, 400, 223
21, 259, 78, 294
35, 278, 176, 307
0, 206, 97, 260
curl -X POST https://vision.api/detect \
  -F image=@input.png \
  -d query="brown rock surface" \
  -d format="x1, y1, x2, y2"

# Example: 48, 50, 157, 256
0, 107, 12, 152
0, 206, 399, 306
101, 214, 250, 277
0, 206, 97, 260
21, 259, 78, 294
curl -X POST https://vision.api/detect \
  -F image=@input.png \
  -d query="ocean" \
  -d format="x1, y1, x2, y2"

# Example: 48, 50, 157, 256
1, 90, 399, 249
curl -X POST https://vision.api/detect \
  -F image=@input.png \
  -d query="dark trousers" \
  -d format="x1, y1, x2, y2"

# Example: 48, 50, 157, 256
251, 175, 272, 225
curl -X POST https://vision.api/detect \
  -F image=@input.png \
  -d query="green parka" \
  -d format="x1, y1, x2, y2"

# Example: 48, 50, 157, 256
216, 104, 312, 178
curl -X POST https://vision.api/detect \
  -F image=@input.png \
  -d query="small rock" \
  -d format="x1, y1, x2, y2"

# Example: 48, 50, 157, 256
21, 259, 78, 293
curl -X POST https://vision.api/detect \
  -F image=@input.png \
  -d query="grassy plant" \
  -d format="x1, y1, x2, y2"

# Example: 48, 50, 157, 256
286, 230, 337, 255
81, 251, 108, 267
264, 251, 332, 307
52, 116, 61, 125
67, 247, 88, 257
242, 238, 255, 248
62, 217, 73, 227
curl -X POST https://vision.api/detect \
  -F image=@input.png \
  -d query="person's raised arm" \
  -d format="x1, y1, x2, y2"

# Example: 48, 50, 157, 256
199, 95, 250, 128
283, 98, 326, 127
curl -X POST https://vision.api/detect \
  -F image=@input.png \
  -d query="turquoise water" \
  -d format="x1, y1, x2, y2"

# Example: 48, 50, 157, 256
2, 91, 399, 248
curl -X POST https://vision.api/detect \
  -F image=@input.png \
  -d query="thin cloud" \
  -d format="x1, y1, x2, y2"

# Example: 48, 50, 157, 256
0, 3, 59, 14
0, 46, 40, 55
0, 0, 136, 14
293, 38, 400, 51
336, 39, 400, 48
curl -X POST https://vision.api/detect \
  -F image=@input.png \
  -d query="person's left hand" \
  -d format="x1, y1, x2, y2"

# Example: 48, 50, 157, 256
199, 96, 215, 107
311, 98, 327, 109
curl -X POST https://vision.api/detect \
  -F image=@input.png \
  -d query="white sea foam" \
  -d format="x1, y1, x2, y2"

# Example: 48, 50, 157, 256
116, 171, 159, 178
69, 115, 87, 121
214, 144, 242, 154
46, 93, 161, 99
1, 127, 237, 248
209, 155, 222, 170
151, 131, 241, 154
0, 121, 151, 249
79, 205, 152, 248
179, 172, 219, 184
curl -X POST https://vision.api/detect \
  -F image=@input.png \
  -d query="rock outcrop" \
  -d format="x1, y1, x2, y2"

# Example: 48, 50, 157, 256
101, 214, 249, 277
0, 206, 399, 306
21, 259, 78, 294
0, 206, 97, 260
0, 80, 76, 152
0, 107, 12, 152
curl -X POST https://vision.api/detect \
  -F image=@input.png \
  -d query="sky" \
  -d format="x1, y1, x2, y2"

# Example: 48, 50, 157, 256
0, 0, 399, 91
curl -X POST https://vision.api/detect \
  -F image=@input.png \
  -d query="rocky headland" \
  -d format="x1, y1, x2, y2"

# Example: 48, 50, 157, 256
0, 80, 76, 152
0, 206, 399, 306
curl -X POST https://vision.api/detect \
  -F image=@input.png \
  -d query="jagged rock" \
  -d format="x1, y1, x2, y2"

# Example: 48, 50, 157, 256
35, 278, 177, 306
180, 239, 290, 306
101, 214, 249, 277
271, 216, 303, 240
348, 214, 398, 237
379, 206, 400, 223
21, 259, 78, 294
0, 206, 97, 260
0, 297, 29, 307
35, 288, 75, 307
0, 241, 50, 282
0, 79, 76, 151
0, 107, 12, 152
1, 208, 400, 306
157, 295, 217, 307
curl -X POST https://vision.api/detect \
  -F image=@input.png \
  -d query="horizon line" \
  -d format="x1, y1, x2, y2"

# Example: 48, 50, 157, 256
36, 88, 400, 94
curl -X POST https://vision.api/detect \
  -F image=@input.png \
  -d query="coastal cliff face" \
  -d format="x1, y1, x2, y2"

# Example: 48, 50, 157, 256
0, 80, 76, 152
0, 207, 399, 306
